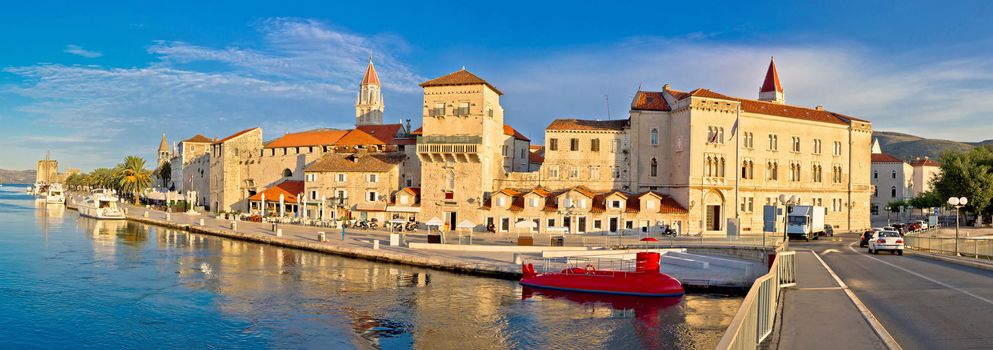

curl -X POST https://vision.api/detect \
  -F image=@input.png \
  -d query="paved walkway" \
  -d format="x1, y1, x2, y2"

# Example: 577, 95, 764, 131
774, 250, 886, 349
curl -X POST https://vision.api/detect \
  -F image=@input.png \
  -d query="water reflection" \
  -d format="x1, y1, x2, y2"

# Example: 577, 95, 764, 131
2, 191, 741, 349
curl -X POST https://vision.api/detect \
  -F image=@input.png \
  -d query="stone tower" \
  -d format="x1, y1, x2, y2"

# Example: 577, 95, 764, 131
355, 58, 384, 126
157, 133, 169, 166
416, 68, 506, 229
758, 57, 785, 104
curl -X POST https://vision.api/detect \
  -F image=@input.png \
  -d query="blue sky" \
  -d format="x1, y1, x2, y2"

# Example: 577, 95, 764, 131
2, 1, 992, 171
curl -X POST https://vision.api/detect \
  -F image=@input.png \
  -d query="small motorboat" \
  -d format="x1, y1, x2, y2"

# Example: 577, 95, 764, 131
520, 252, 684, 297
78, 193, 126, 220
44, 184, 65, 204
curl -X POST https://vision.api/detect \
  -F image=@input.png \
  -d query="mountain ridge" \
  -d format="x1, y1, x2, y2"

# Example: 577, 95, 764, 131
873, 131, 992, 162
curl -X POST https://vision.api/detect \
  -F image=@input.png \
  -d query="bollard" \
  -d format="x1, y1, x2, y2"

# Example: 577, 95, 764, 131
230, 221, 237, 230
143, 211, 149, 218
165, 213, 171, 221
275, 228, 283, 237
317, 231, 326, 242
123, 208, 128, 215
373, 240, 380, 250
513, 253, 523, 264
199, 218, 205, 226
272, 223, 278, 232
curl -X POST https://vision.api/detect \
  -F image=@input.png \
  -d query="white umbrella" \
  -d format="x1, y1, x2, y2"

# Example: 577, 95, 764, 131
514, 220, 536, 229
390, 219, 407, 224
425, 217, 444, 226
279, 193, 285, 217
457, 219, 475, 230
261, 193, 266, 217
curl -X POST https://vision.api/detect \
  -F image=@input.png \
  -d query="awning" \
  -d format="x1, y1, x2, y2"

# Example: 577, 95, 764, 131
425, 217, 444, 227
457, 220, 475, 229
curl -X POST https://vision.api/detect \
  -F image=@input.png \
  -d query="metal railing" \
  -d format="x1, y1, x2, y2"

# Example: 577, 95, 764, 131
905, 234, 993, 260
717, 250, 796, 350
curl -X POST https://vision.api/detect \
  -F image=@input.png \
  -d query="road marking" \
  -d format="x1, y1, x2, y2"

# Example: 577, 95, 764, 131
796, 287, 843, 291
811, 250, 903, 350
846, 242, 993, 307
821, 248, 840, 255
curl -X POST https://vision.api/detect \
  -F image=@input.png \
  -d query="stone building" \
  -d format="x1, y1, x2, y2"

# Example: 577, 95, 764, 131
484, 58, 872, 235
302, 152, 408, 222
209, 128, 263, 212
355, 58, 384, 126
170, 134, 213, 204
869, 139, 942, 220
35, 151, 58, 185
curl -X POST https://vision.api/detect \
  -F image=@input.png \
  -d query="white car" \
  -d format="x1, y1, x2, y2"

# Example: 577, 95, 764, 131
915, 220, 929, 230
869, 230, 904, 255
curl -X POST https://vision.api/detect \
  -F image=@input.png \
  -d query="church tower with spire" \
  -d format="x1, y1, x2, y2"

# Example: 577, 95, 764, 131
355, 57, 385, 126
758, 57, 785, 104
157, 133, 170, 167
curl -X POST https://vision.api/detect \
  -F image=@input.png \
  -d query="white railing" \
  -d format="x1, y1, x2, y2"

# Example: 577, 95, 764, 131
717, 250, 796, 350
905, 233, 993, 260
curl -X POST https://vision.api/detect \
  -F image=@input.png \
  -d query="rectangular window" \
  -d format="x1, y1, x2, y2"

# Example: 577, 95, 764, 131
337, 173, 347, 182
367, 191, 378, 202
548, 165, 559, 179
590, 165, 600, 180
591, 138, 600, 152
310, 190, 318, 200
792, 137, 801, 152
570, 138, 579, 151
593, 220, 602, 229
569, 166, 579, 179
549, 138, 559, 151
547, 218, 556, 228
305, 173, 315, 182
368, 174, 377, 183
455, 102, 470, 116
431, 102, 445, 116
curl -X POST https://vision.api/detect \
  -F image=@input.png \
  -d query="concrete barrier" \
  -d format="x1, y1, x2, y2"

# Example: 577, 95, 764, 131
408, 242, 593, 253
669, 251, 754, 275
198, 218, 205, 226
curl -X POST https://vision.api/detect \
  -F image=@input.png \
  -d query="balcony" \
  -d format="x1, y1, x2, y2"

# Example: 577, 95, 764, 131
454, 107, 470, 116
417, 135, 482, 161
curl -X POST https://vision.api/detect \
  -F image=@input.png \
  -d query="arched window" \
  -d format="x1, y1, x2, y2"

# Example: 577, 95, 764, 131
891, 186, 897, 197
705, 156, 713, 177
719, 157, 726, 177
650, 158, 658, 177
650, 128, 659, 145
719, 128, 725, 144
891, 170, 896, 179
282, 169, 293, 177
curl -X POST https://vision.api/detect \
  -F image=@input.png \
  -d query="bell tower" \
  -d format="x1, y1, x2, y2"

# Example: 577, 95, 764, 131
355, 56, 385, 126
157, 133, 170, 166
758, 57, 785, 104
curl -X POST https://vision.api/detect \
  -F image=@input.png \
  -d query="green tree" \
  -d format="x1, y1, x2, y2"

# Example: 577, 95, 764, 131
158, 162, 172, 188
932, 146, 993, 219
908, 190, 942, 211
117, 156, 152, 205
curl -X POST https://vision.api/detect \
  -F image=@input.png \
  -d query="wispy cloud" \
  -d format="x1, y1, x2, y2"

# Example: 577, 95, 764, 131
491, 38, 993, 142
63, 44, 103, 58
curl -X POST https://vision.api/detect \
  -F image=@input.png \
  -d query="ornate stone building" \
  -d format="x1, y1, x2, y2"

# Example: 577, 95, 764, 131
355, 59, 384, 126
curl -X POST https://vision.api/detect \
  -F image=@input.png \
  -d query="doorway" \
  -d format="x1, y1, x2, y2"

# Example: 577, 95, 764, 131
445, 211, 457, 231
706, 205, 721, 231
609, 217, 618, 233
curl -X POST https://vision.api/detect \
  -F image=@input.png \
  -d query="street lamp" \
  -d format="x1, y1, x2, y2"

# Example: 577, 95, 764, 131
947, 196, 968, 256
779, 194, 800, 246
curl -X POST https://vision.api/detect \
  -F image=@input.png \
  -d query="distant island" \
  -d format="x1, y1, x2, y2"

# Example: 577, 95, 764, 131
0, 169, 37, 184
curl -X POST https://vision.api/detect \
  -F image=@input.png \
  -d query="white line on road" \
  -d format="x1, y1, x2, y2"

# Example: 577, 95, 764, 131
811, 250, 903, 350
846, 242, 993, 307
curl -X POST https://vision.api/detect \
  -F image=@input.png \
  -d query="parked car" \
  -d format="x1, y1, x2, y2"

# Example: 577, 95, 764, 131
859, 231, 874, 248
823, 225, 834, 237
906, 222, 922, 232
890, 224, 907, 236
914, 220, 929, 230
868, 230, 904, 255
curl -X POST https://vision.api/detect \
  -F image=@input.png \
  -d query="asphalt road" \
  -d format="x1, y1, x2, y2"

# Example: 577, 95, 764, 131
792, 233, 993, 349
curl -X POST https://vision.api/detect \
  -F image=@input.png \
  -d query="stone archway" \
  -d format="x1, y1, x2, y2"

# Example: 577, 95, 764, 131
704, 190, 725, 231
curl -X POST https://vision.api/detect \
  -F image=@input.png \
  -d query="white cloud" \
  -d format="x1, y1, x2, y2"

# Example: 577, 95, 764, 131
64, 44, 103, 58
489, 38, 993, 142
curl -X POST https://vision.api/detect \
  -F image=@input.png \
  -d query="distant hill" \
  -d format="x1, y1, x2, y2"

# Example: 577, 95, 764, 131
0, 169, 36, 184
872, 131, 993, 161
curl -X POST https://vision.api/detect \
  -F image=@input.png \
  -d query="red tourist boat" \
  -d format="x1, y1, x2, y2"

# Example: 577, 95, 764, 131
520, 252, 685, 297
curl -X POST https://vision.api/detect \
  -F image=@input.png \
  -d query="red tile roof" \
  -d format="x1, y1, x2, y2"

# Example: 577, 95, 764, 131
761, 57, 783, 93
909, 157, 941, 167
871, 153, 904, 163
411, 127, 422, 135
529, 151, 544, 164
182, 134, 212, 143
419, 69, 503, 95
305, 152, 405, 172
356, 124, 404, 144
401, 187, 421, 197
248, 180, 304, 203
528, 187, 552, 197
663, 86, 864, 126
214, 128, 259, 144
571, 186, 595, 199
361, 60, 380, 86
546, 119, 629, 131
631, 91, 671, 111
658, 195, 688, 214
504, 124, 530, 141
335, 129, 386, 146
265, 129, 348, 149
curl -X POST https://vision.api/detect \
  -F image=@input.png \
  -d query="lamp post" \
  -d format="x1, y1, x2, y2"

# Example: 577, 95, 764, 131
779, 194, 800, 246
947, 196, 968, 256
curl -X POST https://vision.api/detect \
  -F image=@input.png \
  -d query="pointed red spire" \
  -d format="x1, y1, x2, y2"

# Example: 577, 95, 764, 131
760, 57, 783, 93
361, 59, 380, 86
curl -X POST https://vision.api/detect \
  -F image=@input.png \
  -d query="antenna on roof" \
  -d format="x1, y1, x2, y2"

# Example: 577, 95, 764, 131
605, 95, 611, 120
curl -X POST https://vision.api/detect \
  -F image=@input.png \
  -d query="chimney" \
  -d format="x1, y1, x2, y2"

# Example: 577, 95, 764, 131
815, 105, 824, 111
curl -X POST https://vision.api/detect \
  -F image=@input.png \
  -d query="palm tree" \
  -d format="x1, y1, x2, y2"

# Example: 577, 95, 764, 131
118, 156, 152, 205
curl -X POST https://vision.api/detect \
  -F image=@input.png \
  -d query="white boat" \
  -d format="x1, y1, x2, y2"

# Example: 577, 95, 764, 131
44, 184, 65, 204
78, 193, 126, 220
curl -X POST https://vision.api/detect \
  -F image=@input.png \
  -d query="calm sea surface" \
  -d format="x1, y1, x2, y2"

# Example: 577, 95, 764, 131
0, 184, 740, 349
